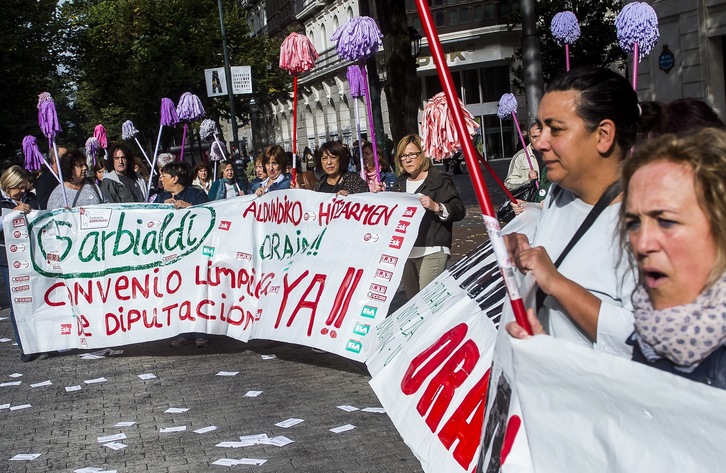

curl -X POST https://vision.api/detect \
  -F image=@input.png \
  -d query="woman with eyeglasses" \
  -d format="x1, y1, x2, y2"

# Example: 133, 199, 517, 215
47, 149, 106, 209
0, 166, 40, 361
393, 134, 466, 299
99, 143, 147, 203
309, 141, 367, 195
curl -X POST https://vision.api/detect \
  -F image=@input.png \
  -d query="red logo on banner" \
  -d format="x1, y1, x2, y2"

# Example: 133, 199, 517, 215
367, 292, 387, 302
13, 297, 32, 303
395, 220, 411, 234
375, 269, 393, 281
369, 283, 387, 294
218, 221, 232, 231
403, 206, 417, 218
11, 285, 29, 292
60, 324, 72, 335
12, 217, 25, 228
380, 254, 399, 266
389, 236, 404, 249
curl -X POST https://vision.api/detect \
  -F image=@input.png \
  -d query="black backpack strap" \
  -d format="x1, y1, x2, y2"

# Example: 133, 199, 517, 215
535, 180, 622, 312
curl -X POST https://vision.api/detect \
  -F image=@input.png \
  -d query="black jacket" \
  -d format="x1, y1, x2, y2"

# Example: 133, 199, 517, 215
0, 192, 39, 267
395, 167, 465, 249
630, 334, 726, 390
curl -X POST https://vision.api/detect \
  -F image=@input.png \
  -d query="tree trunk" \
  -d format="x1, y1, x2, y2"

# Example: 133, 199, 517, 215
374, 0, 420, 151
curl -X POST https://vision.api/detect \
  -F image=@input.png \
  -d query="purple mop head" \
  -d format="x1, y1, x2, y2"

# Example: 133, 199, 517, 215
210, 141, 225, 161
22, 135, 45, 172
551, 11, 581, 45
279, 32, 320, 74
37, 92, 62, 139
177, 92, 206, 121
616, 2, 659, 61
346, 65, 366, 99
160, 98, 180, 127
94, 124, 108, 148
200, 119, 217, 141
497, 93, 518, 119
330, 16, 383, 63
85, 137, 100, 159
122, 120, 139, 140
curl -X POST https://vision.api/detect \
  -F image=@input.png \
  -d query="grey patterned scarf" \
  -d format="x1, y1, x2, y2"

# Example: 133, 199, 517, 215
633, 272, 726, 369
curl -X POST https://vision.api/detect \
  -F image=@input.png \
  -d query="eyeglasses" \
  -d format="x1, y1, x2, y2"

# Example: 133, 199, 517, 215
400, 152, 421, 161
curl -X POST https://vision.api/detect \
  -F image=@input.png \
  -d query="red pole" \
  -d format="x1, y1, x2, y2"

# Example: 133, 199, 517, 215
291, 75, 298, 183
415, 0, 532, 334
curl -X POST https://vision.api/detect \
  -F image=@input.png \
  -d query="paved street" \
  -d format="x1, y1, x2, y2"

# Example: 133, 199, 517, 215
0, 160, 509, 473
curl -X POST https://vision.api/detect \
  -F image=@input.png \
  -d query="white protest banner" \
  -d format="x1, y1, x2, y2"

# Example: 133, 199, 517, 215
476, 335, 726, 472
366, 241, 504, 472
5, 190, 423, 361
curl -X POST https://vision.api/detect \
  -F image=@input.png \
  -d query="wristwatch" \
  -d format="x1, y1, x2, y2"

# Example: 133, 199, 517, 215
436, 204, 445, 217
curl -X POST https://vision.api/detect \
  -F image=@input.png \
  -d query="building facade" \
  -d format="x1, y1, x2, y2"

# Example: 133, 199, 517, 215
240, 0, 726, 160
638, 0, 726, 117
241, 0, 523, 160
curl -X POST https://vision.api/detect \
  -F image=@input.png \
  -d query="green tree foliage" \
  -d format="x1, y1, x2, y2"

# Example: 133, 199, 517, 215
0, 0, 64, 165
60, 0, 288, 151
510, 0, 627, 91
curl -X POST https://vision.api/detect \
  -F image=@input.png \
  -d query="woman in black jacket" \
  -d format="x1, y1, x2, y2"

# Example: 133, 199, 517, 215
393, 134, 466, 299
0, 166, 39, 361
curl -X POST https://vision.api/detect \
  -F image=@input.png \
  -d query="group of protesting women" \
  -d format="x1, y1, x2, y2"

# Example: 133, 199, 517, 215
504, 66, 726, 389
1, 126, 466, 358
3, 63, 724, 393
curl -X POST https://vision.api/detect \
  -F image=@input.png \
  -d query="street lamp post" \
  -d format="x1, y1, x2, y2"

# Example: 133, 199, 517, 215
217, 0, 240, 154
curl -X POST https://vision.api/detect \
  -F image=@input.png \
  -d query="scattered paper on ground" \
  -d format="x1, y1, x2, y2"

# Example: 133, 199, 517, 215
114, 421, 136, 427
194, 426, 217, 434
65, 385, 82, 392
10, 453, 41, 460
137, 373, 156, 380
337, 405, 359, 412
330, 424, 356, 433
97, 433, 126, 443
244, 390, 262, 397
160, 426, 186, 433
216, 371, 239, 376
164, 407, 189, 414
84, 377, 107, 384
361, 407, 386, 413
31, 380, 52, 387
275, 418, 304, 428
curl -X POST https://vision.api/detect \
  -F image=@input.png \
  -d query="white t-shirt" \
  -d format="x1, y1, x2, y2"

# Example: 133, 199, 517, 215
503, 186, 636, 357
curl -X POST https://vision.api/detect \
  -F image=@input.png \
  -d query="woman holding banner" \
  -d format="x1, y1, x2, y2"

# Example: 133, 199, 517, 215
619, 128, 726, 388
504, 67, 639, 357
393, 133, 466, 299
0, 166, 39, 361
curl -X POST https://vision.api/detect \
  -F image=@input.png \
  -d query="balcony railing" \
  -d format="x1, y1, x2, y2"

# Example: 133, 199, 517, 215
294, 0, 326, 19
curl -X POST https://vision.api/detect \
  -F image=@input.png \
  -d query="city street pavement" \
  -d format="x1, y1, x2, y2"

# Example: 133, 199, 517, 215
0, 159, 509, 473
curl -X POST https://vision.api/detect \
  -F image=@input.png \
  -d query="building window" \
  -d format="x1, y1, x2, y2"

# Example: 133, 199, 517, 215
463, 69, 480, 104
480, 65, 510, 103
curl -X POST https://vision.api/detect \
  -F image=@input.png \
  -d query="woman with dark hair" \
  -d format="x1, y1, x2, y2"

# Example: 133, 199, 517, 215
249, 153, 268, 193
156, 161, 209, 209
254, 145, 291, 196
392, 134, 466, 298
311, 141, 367, 195
362, 141, 396, 192
100, 143, 147, 203
47, 150, 106, 209
504, 66, 641, 357
192, 162, 212, 194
